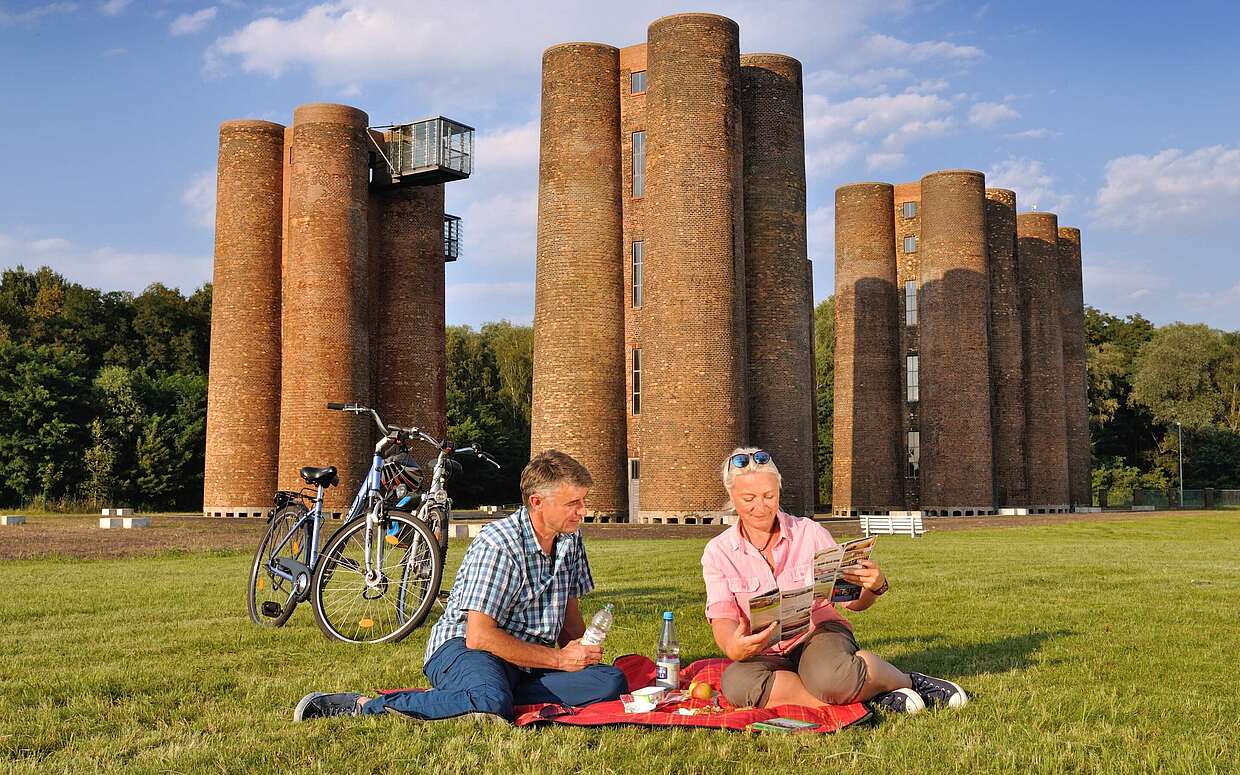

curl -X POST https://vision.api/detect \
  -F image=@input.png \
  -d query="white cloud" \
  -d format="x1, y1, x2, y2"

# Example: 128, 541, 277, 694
0, 2, 77, 24
1083, 260, 1170, 305
805, 141, 863, 178
99, 0, 130, 15
859, 33, 983, 63
866, 152, 905, 170
476, 120, 540, 171
1094, 145, 1240, 230
0, 233, 211, 294
182, 171, 216, 229
805, 67, 911, 94
170, 6, 218, 36
968, 101, 1019, 128
987, 157, 1072, 213
1006, 128, 1058, 140
445, 281, 534, 325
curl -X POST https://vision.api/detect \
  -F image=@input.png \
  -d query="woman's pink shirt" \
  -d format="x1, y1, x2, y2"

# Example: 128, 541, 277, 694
701, 510, 851, 655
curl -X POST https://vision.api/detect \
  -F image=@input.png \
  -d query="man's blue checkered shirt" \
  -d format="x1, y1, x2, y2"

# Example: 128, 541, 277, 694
424, 507, 595, 664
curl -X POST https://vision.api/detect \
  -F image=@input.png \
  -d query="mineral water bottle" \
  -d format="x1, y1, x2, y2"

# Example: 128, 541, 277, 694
655, 611, 680, 689
581, 603, 614, 646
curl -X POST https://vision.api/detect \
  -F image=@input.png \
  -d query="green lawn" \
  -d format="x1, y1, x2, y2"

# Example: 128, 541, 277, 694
2, 514, 1238, 773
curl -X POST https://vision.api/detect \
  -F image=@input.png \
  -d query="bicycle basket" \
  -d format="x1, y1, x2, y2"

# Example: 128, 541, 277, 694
380, 453, 424, 494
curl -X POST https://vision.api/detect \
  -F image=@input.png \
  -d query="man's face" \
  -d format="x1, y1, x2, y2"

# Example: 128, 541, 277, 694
530, 483, 589, 535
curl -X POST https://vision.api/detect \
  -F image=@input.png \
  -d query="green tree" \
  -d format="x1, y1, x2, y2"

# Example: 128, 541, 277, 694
1132, 323, 1226, 431
135, 415, 179, 506
814, 297, 835, 508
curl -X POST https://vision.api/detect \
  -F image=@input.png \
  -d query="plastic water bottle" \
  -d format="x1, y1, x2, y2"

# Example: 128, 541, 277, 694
656, 611, 680, 689
581, 603, 614, 646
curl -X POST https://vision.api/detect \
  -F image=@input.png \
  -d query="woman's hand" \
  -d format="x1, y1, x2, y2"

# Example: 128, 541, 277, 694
840, 558, 887, 593
726, 620, 777, 661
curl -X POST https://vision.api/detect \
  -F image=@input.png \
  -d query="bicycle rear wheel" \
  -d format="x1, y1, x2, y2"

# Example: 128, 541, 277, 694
310, 509, 443, 644
247, 505, 311, 627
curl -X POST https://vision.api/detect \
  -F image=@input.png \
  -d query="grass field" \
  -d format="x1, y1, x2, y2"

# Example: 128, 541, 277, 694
2, 513, 1238, 773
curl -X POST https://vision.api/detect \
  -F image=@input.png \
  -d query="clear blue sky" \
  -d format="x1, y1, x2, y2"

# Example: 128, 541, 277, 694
2, 0, 1237, 329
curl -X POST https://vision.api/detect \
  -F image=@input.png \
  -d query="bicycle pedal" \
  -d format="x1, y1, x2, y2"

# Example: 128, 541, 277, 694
261, 601, 282, 618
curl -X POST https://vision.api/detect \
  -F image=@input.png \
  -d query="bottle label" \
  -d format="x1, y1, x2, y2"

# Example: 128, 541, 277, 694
656, 659, 679, 687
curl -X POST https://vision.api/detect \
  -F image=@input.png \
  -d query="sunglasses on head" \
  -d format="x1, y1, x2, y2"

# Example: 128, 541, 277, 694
730, 450, 772, 469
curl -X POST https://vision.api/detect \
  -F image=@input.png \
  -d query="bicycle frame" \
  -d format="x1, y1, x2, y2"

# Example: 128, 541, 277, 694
266, 483, 329, 590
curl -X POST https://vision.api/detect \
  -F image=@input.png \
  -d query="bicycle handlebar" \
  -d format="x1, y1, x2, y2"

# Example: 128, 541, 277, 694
327, 401, 499, 467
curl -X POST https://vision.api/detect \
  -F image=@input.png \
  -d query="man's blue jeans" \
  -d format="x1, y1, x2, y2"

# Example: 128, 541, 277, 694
359, 638, 628, 720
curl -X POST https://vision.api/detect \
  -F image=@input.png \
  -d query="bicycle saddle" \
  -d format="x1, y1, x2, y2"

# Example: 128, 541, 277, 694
299, 466, 339, 487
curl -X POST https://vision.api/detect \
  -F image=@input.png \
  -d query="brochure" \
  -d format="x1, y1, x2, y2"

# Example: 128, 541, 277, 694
748, 536, 877, 642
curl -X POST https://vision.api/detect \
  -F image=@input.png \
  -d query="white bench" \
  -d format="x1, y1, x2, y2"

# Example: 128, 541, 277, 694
860, 513, 925, 538
101, 508, 134, 517
1, 515, 27, 526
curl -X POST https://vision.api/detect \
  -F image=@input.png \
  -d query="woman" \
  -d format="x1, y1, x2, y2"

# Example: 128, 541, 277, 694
701, 447, 968, 714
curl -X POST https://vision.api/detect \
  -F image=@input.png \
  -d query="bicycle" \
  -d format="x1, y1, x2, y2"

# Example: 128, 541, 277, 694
246, 402, 499, 644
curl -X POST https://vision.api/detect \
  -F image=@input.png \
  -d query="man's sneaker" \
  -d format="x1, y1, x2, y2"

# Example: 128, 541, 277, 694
871, 687, 926, 715
909, 672, 969, 709
293, 692, 363, 721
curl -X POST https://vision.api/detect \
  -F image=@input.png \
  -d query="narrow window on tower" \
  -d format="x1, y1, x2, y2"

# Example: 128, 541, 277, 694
905, 280, 918, 326
902, 201, 918, 219
632, 348, 641, 415
631, 131, 646, 197
631, 70, 647, 94
907, 431, 920, 478
629, 458, 640, 480
903, 235, 917, 254
632, 240, 644, 307
907, 354, 919, 402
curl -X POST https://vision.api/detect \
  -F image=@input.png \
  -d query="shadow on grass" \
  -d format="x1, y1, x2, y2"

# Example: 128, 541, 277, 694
863, 629, 1074, 678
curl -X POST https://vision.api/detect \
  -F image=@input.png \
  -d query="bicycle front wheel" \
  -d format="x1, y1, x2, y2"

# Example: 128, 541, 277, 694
310, 510, 443, 644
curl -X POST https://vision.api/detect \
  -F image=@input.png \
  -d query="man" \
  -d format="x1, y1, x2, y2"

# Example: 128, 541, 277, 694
294, 449, 627, 722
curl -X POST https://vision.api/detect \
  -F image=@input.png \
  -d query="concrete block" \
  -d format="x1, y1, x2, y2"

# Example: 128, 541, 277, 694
999, 508, 1029, 515
99, 517, 124, 528
122, 517, 150, 528
1, 515, 27, 526
448, 524, 471, 539
1132, 505, 1155, 511
101, 508, 134, 517
1075, 506, 1102, 513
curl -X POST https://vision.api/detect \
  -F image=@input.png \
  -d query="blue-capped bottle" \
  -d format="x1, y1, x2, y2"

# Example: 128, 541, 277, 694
655, 611, 680, 689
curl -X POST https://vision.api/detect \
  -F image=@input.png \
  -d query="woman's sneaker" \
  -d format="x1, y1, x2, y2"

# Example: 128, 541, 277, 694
871, 687, 926, 715
294, 692, 363, 721
909, 672, 969, 708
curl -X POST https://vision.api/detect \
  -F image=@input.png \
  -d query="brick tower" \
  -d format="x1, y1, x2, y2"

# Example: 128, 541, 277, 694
530, 43, 628, 516
278, 103, 373, 515
985, 188, 1028, 508
370, 181, 448, 438
203, 120, 285, 517
919, 170, 994, 514
641, 13, 747, 522
1057, 226, 1091, 508
531, 14, 815, 523
1017, 212, 1071, 511
740, 53, 816, 516
832, 183, 904, 515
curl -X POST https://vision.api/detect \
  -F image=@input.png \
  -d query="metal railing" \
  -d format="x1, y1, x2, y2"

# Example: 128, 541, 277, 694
444, 214, 461, 262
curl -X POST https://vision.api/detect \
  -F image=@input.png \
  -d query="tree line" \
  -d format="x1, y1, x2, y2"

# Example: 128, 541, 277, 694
2, 263, 1235, 512
811, 298, 1240, 506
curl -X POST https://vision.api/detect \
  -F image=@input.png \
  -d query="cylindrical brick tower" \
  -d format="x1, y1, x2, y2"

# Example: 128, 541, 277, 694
985, 188, 1028, 509
832, 183, 904, 515
740, 53, 814, 516
919, 170, 994, 514
279, 103, 372, 516
1017, 212, 1070, 510
204, 120, 285, 517
371, 182, 447, 438
1057, 226, 1090, 509
530, 43, 628, 516
641, 13, 746, 520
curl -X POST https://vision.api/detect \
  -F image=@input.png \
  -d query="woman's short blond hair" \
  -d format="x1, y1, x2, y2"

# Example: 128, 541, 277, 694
720, 446, 783, 492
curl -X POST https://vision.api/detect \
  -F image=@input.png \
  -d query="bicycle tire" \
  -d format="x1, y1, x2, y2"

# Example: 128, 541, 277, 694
310, 509, 443, 644
247, 504, 311, 627
425, 504, 449, 563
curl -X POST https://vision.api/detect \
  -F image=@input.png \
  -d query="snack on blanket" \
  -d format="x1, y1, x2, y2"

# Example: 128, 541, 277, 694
688, 680, 714, 701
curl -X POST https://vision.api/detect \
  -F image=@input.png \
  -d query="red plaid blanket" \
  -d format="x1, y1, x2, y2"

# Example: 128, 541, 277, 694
511, 655, 870, 733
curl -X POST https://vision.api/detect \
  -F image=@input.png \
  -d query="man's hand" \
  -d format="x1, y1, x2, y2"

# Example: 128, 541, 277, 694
557, 639, 603, 672
728, 621, 777, 661
840, 558, 887, 593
